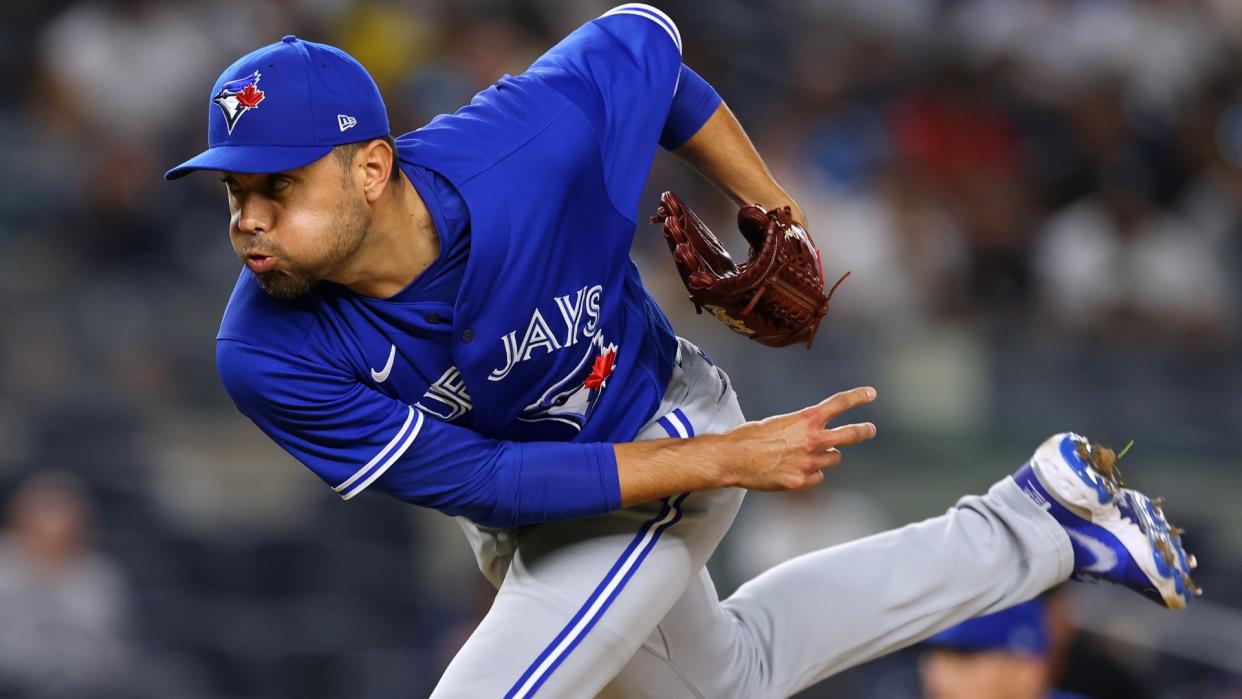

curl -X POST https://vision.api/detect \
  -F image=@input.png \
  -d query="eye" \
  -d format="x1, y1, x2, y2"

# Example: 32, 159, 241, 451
270, 175, 292, 192
219, 178, 241, 196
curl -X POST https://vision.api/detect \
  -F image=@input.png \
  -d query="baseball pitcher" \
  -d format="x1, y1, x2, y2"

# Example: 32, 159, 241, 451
165, 6, 1197, 697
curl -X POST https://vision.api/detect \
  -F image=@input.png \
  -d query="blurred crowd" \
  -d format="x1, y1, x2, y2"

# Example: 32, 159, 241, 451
1, 0, 1239, 697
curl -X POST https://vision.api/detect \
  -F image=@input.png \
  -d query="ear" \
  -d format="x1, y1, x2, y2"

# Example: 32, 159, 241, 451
358, 138, 395, 203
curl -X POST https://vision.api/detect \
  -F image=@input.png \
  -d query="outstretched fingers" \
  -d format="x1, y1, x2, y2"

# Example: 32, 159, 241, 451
808, 386, 877, 425
819, 422, 877, 449
802, 387, 878, 467
730, 387, 878, 492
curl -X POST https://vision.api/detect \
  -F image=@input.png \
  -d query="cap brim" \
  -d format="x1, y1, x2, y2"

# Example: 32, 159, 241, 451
164, 144, 335, 180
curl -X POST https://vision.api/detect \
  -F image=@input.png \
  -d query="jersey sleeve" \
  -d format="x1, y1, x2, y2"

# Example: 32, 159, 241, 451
662, 63, 722, 150
527, 4, 721, 215
216, 339, 621, 528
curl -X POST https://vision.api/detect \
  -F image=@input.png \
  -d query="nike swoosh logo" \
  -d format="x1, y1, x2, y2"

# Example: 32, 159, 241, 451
1066, 529, 1119, 573
370, 344, 396, 383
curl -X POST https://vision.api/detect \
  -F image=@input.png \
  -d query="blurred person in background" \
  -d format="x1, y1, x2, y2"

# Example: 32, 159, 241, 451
37, 0, 284, 146
922, 590, 1152, 699
0, 471, 136, 698
947, 0, 1224, 117
922, 597, 1072, 699
800, 156, 971, 334
922, 594, 1091, 699
1179, 89, 1242, 312
1033, 149, 1234, 348
890, 57, 1036, 320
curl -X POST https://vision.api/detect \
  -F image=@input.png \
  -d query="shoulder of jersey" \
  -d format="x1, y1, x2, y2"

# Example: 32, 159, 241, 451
392, 65, 578, 186
217, 269, 321, 349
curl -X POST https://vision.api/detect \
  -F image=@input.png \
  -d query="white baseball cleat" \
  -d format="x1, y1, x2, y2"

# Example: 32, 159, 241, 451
1012, 433, 1200, 609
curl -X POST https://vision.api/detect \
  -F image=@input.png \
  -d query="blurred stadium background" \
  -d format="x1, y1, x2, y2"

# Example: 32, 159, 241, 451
1, 0, 1240, 697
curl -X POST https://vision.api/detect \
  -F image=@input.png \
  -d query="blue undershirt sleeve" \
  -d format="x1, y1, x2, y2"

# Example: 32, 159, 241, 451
660, 64, 722, 150
217, 339, 620, 528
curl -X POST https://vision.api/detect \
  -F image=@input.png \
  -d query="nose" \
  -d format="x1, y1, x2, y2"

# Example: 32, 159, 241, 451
235, 193, 272, 235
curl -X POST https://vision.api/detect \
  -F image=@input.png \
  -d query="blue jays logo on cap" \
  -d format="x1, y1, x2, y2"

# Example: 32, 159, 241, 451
164, 35, 391, 180
212, 71, 266, 134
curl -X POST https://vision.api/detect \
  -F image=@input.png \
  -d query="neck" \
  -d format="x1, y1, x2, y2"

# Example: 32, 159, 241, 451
336, 173, 439, 299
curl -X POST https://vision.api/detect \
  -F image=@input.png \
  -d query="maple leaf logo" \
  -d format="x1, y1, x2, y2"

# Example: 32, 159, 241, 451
584, 348, 617, 389
236, 83, 265, 109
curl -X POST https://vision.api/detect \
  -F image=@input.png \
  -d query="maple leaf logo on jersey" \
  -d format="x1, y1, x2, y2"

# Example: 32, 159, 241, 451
212, 71, 265, 134
583, 349, 617, 389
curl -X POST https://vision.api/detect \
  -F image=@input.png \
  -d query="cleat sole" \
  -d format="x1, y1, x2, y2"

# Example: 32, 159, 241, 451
1120, 488, 1198, 609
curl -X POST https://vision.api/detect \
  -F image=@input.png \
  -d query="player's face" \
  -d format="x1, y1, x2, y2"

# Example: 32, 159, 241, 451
220, 152, 370, 300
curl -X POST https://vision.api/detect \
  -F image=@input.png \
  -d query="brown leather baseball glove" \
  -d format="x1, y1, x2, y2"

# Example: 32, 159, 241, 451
651, 191, 847, 349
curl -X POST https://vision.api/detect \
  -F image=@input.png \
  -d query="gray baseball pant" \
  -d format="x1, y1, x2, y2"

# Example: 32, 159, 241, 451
431, 338, 1074, 698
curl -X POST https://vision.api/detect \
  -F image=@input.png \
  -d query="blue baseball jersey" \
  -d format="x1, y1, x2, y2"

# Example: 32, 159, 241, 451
217, 5, 723, 528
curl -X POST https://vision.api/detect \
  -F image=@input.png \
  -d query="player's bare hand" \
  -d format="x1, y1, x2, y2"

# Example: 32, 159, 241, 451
720, 386, 877, 492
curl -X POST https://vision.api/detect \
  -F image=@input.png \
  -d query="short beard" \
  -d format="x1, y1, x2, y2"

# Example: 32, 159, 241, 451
253, 176, 371, 300
253, 267, 317, 301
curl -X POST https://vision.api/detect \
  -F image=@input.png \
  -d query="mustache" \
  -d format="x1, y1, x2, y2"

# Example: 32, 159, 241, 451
238, 240, 285, 258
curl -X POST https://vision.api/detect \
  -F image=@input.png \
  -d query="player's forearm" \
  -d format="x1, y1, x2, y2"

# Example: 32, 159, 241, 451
615, 386, 878, 508
614, 435, 736, 507
672, 101, 806, 223
392, 437, 731, 526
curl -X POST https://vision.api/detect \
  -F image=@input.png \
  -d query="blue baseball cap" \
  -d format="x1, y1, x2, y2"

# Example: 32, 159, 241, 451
926, 598, 1050, 657
165, 35, 390, 180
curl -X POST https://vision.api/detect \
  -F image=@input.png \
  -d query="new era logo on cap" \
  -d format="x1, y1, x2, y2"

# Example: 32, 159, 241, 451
338, 114, 357, 132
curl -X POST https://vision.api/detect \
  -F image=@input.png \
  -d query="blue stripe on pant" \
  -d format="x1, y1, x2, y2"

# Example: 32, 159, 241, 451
505, 410, 693, 698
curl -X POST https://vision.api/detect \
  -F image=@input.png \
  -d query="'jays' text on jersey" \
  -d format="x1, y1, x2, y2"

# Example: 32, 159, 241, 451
217, 5, 723, 528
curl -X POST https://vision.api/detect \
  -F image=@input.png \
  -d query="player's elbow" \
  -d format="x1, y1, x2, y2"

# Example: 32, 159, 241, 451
428, 493, 521, 529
